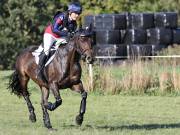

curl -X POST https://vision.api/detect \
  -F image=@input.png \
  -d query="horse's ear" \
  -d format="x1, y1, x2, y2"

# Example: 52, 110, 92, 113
79, 24, 82, 30
88, 23, 92, 32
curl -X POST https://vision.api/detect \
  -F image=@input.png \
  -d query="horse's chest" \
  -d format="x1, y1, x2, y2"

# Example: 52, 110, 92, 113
69, 64, 81, 83
59, 63, 81, 87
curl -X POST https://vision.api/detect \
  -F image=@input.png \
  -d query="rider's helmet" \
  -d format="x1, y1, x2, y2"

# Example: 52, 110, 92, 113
68, 2, 82, 15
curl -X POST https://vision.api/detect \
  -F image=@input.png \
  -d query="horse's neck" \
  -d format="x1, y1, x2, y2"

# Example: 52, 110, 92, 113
68, 43, 81, 66
66, 39, 81, 63
54, 42, 80, 73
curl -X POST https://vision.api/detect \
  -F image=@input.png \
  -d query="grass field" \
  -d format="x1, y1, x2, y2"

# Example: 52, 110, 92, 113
1, 71, 180, 135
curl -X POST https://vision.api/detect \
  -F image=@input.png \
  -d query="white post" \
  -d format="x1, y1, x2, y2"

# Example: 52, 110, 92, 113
88, 64, 93, 90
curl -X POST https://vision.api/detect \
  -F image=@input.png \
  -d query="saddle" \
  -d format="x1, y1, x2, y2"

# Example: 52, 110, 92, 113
32, 42, 66, 82
32, 45, 56, 67
32, 38, 67, 66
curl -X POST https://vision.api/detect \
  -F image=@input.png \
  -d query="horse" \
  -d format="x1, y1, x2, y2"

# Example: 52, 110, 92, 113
8, 26, 94, 130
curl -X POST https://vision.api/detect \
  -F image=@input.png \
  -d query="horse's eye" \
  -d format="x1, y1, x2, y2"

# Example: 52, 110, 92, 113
80, 37, 86, 41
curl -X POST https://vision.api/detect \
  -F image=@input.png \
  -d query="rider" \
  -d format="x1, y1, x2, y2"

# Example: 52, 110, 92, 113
37, 2, 82, 79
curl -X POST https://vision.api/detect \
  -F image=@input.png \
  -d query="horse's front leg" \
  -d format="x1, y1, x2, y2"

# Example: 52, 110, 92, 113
71, 81, 87, 125
45, 82, 62, 111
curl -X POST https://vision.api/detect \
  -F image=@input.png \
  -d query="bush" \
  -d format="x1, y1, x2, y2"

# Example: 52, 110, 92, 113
82, 45, 180, 95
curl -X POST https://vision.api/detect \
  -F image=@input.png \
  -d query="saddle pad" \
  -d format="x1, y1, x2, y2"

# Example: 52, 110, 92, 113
32, 45, 56, 67
32, 38, 66, 66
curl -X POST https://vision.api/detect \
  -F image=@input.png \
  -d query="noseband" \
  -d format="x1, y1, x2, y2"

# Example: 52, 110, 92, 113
76, 43, 91, 58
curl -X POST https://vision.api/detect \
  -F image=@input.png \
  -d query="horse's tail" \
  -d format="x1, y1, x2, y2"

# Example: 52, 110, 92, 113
8, 70, 23, 97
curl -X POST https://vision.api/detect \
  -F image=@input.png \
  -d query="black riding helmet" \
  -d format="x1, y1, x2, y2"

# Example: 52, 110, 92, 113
68, 2, 82, 14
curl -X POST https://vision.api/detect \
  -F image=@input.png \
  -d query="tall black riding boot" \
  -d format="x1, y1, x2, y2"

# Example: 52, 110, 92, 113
36, 52, 48, 80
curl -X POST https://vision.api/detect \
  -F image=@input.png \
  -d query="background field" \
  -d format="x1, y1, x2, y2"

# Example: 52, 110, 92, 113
1, 71, 180, 135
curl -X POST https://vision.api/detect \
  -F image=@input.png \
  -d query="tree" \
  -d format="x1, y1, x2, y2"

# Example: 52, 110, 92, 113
0, 0, 64, 69
0, 0, 180, 69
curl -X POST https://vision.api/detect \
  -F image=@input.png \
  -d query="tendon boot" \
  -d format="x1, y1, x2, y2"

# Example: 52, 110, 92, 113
36, 52, 48, 80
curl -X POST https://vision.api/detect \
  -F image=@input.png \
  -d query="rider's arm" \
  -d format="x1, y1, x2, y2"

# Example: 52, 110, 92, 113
52, 16, 68, 36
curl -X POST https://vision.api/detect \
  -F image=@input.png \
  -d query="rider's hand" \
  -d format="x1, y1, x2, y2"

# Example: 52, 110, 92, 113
67, 32, 74, 38
62, 27, 68, 31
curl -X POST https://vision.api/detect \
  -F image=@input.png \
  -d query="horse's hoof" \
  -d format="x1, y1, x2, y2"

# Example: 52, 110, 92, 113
75, 115, 83, 126
44, 122, 52, 129
44, 120, 52, 129
48, 128, 57, 132
29, 114, 36, 123
45, 102, 55, 111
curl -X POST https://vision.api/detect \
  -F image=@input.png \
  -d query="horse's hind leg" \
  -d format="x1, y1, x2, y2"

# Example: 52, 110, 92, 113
20, 75, 36, 122
71, 82, 87, 126
40, 87, 53, 129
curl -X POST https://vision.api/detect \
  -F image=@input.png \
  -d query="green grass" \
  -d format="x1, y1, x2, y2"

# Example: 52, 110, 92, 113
1, 70, 180, 135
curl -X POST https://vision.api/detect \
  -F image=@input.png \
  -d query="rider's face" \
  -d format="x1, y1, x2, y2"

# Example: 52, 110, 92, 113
69, 12, 80, 21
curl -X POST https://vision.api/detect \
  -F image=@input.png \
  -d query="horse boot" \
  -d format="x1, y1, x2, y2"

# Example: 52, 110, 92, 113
36, 52, 48, 81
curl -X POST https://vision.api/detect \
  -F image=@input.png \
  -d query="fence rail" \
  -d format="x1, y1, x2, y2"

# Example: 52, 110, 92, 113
95, 55, 180, 59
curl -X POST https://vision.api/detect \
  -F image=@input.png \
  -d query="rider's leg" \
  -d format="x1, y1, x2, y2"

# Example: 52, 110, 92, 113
43, 33, 57, 56
37, 33, 56, 79
36, 34, 67, 80
37, 52, 47, 71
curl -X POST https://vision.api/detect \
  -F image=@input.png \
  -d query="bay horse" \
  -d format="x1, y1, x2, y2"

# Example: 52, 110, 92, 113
8, 26, 94, 130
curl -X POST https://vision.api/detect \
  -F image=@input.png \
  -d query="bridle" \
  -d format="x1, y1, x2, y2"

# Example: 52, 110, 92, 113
73, 32, 92, 58
56, 29, 93, 59
76, 41, 91, 58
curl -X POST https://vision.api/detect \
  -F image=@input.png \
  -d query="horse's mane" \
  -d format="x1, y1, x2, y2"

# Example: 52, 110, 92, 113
55, 36, 80, 63
56, 27, 93, 57
56, 32, 81, 56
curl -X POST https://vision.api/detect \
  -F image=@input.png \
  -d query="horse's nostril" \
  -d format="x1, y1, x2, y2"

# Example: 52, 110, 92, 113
87, 56, 91, 60
87, 56, 92, 61
86, 56, 94, 64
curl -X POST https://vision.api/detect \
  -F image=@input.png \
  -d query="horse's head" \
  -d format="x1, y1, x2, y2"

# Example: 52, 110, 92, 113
74, 25, 94, 64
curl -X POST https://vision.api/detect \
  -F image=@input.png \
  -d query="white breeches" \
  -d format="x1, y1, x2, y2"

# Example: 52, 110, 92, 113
43, 33, 67, 55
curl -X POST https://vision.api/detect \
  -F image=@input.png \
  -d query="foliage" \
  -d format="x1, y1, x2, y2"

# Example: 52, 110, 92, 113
1, 0, 180, 69
0, 0, 65, 69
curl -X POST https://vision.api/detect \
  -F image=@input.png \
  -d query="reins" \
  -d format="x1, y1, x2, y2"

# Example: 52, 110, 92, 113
56, 29, 92, 59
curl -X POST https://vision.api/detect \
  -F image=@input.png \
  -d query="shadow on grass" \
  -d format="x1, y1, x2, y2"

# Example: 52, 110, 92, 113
95, 123, 180, 131
62, 123, 180, 131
